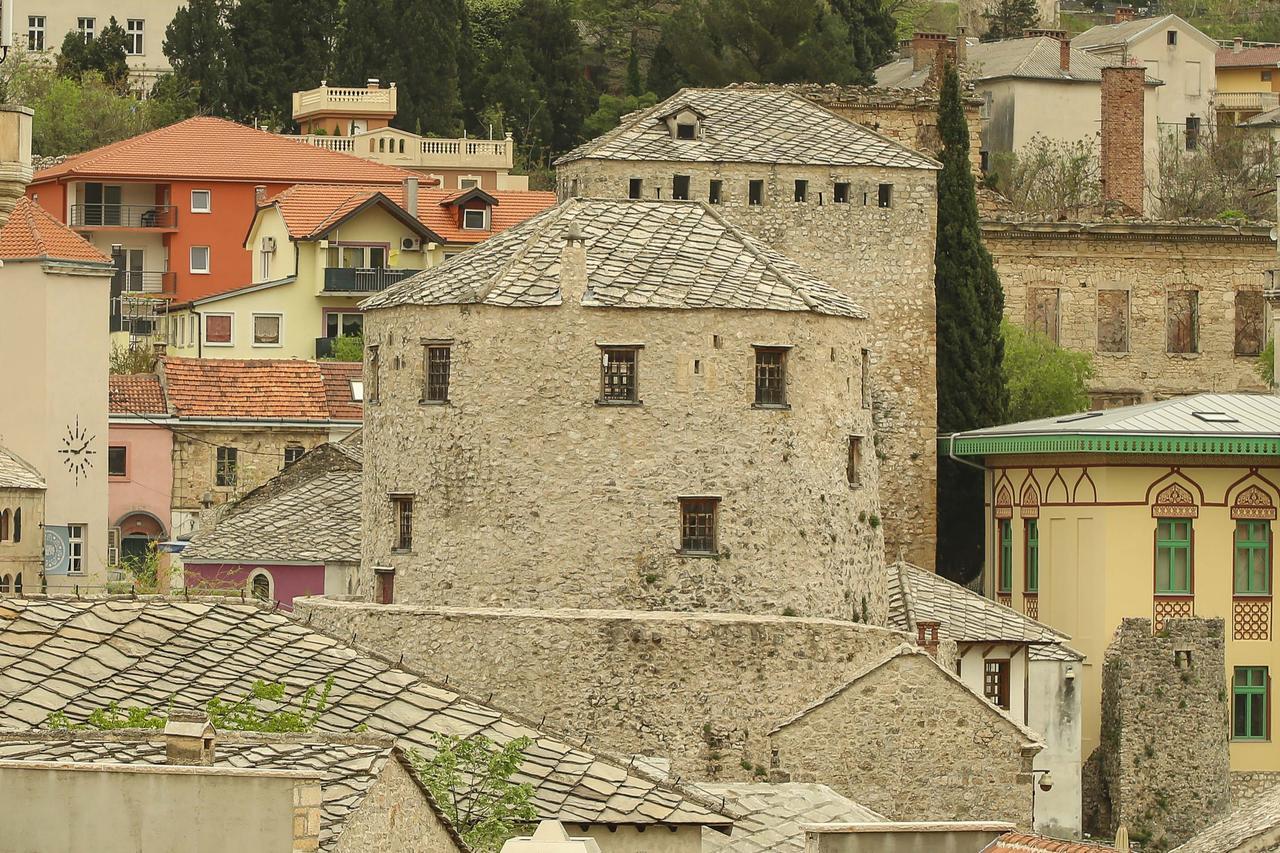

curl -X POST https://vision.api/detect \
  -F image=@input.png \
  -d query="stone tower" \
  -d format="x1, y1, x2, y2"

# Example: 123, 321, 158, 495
554, 87, 941, 568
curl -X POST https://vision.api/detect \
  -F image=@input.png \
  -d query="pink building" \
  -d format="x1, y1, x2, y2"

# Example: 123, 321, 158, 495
107, 374, 173, 563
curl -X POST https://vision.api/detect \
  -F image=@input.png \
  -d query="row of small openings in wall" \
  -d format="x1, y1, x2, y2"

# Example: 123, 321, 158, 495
628, 177, 894, 208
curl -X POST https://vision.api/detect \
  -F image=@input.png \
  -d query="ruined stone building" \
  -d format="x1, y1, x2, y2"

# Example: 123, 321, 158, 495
552, 87, 941, 569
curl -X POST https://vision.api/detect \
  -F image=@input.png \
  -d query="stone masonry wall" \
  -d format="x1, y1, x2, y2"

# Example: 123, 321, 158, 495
1096, 618, 1230, 852
557, 159, 938, 568
768, 650, 1038, 826
985, 226, 1274, 404
292, 599, 909, 781
171, 427, 336, 514
361, 303, 886, 621
1230, 770, 1280, 809
331, 756, 461, 853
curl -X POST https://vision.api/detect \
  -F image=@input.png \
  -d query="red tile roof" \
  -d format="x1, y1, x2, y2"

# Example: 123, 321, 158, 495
986, 832, 1121, 852
316, 362, 365, 421
263, 184, 557, 245
0, 197, 112, 263
160, 357, 362, 422
109, 374, 167, 415
31, 117, 414, 185
1217, 46, 1280, 68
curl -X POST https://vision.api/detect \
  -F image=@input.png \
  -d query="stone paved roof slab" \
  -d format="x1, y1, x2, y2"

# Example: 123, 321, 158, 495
1170, 782, 1280, 852
0, 445, 44, 490
698, 783, 884, 853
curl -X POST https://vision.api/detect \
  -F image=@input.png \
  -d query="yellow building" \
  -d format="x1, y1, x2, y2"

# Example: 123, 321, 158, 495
160, 180, 555, 360
951, 394, 1280, 776
1215, 42, 1280, 123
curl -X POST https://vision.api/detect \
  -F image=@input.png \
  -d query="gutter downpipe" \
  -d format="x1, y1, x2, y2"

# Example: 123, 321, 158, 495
947, 432, 988, 473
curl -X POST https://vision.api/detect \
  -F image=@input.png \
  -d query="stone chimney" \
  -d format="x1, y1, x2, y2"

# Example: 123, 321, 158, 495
1113, 5, 1135, 22
153, 341, 168, 359
501, 821, 603, 852
164, 710, 217, 766
1100, 65, 1146, 215
254, 185, 267, 206
912, 32, 952, 72
955, 26, 968, 67
403, 176, 419, 219
1233, 36, 1244, 53
560, 221, 587, 302
0, 105, 34, 230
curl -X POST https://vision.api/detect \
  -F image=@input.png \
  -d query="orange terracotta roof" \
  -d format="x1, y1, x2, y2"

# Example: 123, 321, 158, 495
1217, 46, 1280, 68
31, 117, 414, 185
316, 362, 365, 421
0, 197, 112, 264
986, 832, 1121, 852
109, 374, 167, 415
262, 183, 557, 244
161, 357, 362, 422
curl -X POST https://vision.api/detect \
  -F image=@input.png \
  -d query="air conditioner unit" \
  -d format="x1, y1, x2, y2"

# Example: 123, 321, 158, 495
261, 236, 277, 253
402, 236, 422, 251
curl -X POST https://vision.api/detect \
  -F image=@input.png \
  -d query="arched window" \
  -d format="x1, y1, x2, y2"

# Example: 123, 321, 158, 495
379, 138, 386, 153
398, 139, 405, 154
13, 573, 21, 594
250, 571, 272, 601
13, 508, 20, 543
0, 509, 8, 541
0, 575, 9, 592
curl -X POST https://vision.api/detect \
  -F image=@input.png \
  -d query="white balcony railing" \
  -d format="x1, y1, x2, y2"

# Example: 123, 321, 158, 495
292, 130, 514, 171
292, 83, 397, 119
1215, 91, 1280, 113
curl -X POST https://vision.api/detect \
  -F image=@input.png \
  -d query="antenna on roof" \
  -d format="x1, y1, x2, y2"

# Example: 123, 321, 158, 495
0, 0, 12, 63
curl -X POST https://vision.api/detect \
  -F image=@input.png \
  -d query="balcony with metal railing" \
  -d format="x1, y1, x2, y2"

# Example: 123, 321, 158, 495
71, 204, 177, 230
322, 267, 422, 293
115, 270, 177, 295
110, 294, 165, 336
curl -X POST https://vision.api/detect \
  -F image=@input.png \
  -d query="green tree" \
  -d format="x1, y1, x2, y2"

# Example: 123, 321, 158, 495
935, 60, 1006, 583
389, 0, 469, 135
830, 0, 899, 77
1002, 321, 1093, 422
163, 0, 233, 114
330, 335, 365, 362
408, 733, 537, 852
224, 0, 339, 127
56, 17, 130, 87
644, 37, 688, 98
982, 0, 1041, 40
583, 92, 658, 138
333, 0, 399, 102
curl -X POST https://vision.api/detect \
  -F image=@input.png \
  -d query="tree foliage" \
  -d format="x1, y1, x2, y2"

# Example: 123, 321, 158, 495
982, 0, 1041, 40
934, 60, 1006, 583
1002, 321, 1093, 422
57, 18, 130, 87
1153, 124, 1277, 222
222, 0, 339, 127
164, 0, 233, 114
987, 136, 1101, 220
408, 733, 537, 852
583, 92, 658, 139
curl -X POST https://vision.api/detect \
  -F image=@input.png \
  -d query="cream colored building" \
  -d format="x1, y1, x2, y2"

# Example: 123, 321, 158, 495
0, 445, 45, 593
0, 197, 114, 589
7, 0, 182, 89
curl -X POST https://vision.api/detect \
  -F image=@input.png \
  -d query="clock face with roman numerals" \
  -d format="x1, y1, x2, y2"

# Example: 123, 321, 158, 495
59, 416, 96, 483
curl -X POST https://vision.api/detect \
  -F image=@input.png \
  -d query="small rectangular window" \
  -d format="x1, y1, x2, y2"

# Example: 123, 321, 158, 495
284, 445, 305, 465
748, 180, 764, 206
708, 180, 722, 205
877, 184, 893, 208
126, 19, 144, 55
833, 182, 850, 203
1097, 289, 1130, 353
1235, 290, 1265, 357
393, 496, 414, 551
984, 660, 1011, 710
252, 314, 282, 346
27, 16, 45, 51
424, 343, 452, 403
1235, 521, 1271, 595
860, 348, 871, 409
1156, 518, 1193, 593
753, 347, 787, 407
1185, 116, 1201, 151
628, 178, 643, 199
794, 180, 808, 203
77, 17, 95, 42
679, 497, 719, 555
672, 175, 690, 201
190, 190, 211, 213
1167, 290, 1199, 354
1233, 666, 1268, 741
1027, 287, 1061, 344
1025, 520, 1039, 592
1264, 70, 1274, 82
215, 447, 238, 488
847, 436, 862, 487
462, 208, 487, 230
676, 122, 697, 140
367, 344, 380, 403
204, 313, 232, 345
599, 346, 639, 404
1167, 29, 1178, 45
190, 245, 210, 274
107, 446, 127, 478
67, 524, 85, 574
998, 518, 1013, 592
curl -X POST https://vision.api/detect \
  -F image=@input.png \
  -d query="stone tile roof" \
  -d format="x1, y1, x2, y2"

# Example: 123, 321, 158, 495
1170, 782, 1280, 852
181, 445, 361, 564
697, 783, 884, 853
887, 562, 1073, 647
108, 373, 168, 416
0, 446, 44, 490
0, 598, 732, 830
875, 37, 1159, 88
160, 357, 362, 422
986, 832, 1126, 852
32, 117, 413, 185
0, 731, 448, 852
0, 197, 112, 264
1217, 45, 1280, 68
1242, 105, 1280, 127
361, 198, 867, 318
554, 87, 938, 170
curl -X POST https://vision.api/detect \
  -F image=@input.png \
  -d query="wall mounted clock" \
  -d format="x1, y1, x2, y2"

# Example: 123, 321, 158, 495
59, 416, 96, 484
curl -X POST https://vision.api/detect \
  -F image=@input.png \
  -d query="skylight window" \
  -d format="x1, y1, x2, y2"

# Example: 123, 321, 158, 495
350, 379, 364, 402
1192, 411, 1238, 423
1055, 411, 1104, 423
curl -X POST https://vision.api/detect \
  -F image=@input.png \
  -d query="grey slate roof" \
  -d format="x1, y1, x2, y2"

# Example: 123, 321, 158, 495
875, 37, 1160, 88
887, 561, 1073, 648
1171, 782, 1280, 852
697, 783, 884, 853
553, 87, 939, 169
361, 198, 867, 318
0, 731, 432, 852
0, 598, 733, 830
1243, 106, 1280, 127
953, 393, 1280, 440
1072, 14, 1216, 52
0, 446, 44, 490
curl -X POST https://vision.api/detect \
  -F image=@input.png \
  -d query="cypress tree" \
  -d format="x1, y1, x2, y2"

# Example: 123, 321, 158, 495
164, 0, 233, 114
391, 0, 467, 135
224, 0, 338, 127
334, 0, 398, 94
934, 60, 1007, 582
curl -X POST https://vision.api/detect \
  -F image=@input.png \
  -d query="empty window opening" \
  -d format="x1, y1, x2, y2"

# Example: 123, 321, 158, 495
676, 122, 697, 140
1235, 290, 1264, 356
693, 359, 702, 375
628, 178, 642, 199
1166, 290, 1200, 354
1097, 289, 1130, 353
673, 175, 690, 201
1167, 29, 1178, 45
834, 182, 850, 203
877, 184, 893, 208
712, 334, 723, 349
794, 180, 808, 203
1027, 287, 1061, 344
860, 348, 871, 409
847, 436, 863, 487
748, 180, 763, 206
708, 180, 722, 205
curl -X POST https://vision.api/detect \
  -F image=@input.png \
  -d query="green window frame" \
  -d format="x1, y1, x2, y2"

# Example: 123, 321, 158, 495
1234, 520, 1271, 596
1155, 518, 1192, 594
1233, 666, 1269, 741
998, 519, 1013, 593
1025, 520, 1039, 593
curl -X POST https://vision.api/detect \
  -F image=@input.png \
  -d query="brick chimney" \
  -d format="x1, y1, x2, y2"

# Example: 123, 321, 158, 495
254, 185, 267, 206
917, 620, 942, 657
164, 710, 217, 766
1113, 5, 1135, 22
955, 26, 968, 67
912, 32, 952, 72
1100, 65, 1146, 214
1025, 29, 1072, 72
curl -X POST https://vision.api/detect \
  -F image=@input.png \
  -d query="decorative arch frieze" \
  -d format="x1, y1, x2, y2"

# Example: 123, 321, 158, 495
1020, 483, 1040, 518
1152, 483, 1200, 518
1072, 469, 1098, 504
1045, 469, 1070, 505
1231, 485, 1277, 521
995, 484, 1014, 519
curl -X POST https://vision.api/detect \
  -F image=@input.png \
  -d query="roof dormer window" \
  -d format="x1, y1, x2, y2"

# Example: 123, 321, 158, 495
462, 207, 488, 230
676, 122, 696, 140
660, 106, 706, 141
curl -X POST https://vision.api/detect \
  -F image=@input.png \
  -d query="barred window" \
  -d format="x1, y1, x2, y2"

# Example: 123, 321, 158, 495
423, 343, 452, 403
392, 496, 414, 551
680, 497, 719, 554
215, 447, 238, 487
754, 347, 788, 407
599, 347, 639, 403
